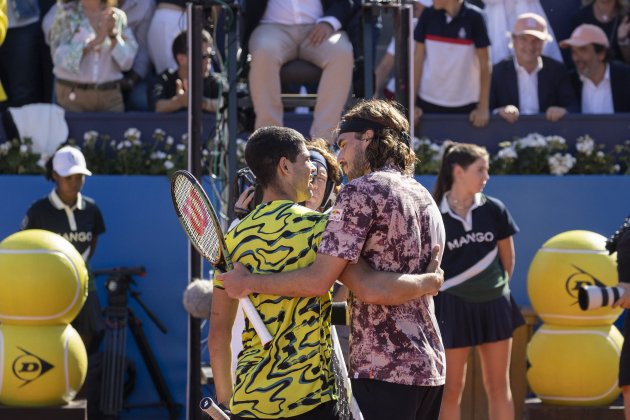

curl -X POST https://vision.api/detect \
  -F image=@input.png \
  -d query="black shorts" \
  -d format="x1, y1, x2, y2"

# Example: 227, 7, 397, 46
230, 400, 338, 420
351, 378, 443, 420
620, 313, 630, 387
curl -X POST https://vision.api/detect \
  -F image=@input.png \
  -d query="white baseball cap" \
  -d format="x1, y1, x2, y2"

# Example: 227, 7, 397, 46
52, 146, 92, 177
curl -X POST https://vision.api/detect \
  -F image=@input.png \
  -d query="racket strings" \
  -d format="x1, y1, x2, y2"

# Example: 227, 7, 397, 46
331, 350, 352, 420
173, 178, 222, 264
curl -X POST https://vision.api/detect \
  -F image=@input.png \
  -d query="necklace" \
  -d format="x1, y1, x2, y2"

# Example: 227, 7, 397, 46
448, 195, 473, 212
594, 2, 615, 23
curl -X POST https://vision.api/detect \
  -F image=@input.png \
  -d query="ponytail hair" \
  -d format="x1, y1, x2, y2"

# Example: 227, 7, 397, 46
433, 142, 489, 204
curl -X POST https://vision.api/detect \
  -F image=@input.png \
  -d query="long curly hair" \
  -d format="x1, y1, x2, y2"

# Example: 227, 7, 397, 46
337, 99, 415, 175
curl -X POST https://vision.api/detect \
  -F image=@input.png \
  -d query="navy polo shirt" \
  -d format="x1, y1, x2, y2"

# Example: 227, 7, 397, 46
439, 193, 518, 302
21, 190, 106, 260
414, 2, 490, 107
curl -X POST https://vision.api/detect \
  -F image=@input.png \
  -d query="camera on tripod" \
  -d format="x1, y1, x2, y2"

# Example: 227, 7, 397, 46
92, 266, 181, 419
94, 266, 146, 298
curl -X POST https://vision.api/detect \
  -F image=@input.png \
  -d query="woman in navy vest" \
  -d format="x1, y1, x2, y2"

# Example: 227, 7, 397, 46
432, 142, 524, 420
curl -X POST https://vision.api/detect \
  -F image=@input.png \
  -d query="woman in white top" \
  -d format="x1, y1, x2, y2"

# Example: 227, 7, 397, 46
48, 0, 138, 112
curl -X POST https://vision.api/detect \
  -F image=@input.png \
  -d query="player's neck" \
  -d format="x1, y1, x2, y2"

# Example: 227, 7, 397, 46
261, 188, 296, 204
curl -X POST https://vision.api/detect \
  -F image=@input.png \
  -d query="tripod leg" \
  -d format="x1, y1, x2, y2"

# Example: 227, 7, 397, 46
100, 306, 129, 418
128, 309, 182, 419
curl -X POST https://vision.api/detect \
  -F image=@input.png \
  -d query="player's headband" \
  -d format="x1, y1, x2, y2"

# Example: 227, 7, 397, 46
337, 117, 410, 146
309, 150, 327, 172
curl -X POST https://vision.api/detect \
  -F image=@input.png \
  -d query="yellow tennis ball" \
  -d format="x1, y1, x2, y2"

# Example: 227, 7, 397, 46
527, 230, 620, 326
527, 324, 623, 406
0, 324, 87, 406
0, 230, 88, 325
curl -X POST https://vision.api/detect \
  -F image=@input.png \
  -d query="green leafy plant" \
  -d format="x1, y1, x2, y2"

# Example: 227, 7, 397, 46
412, 137, 442, 175
1, 131, 626, 176
0, 138, 43, 174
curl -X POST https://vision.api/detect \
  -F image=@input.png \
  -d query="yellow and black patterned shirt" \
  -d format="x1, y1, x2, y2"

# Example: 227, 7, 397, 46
214, 200, 333, 418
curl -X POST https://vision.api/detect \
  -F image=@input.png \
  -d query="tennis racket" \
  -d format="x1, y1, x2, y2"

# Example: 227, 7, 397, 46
170, 170, 272, 346
332, 326, 363, 420
199, 397, 229, 420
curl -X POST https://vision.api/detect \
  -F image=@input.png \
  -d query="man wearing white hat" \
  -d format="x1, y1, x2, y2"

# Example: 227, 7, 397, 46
561, 23, 630, 114
490, 12, 578, 123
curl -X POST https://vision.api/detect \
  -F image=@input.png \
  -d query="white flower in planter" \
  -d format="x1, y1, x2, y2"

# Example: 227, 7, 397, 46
576, 135, 595, 156
164, 160, 175, 170
498, 147, 518, 159
519, 133, 547, 148
548, 153, 576, 175
124, 127, 141, 141
0, 142, 11, 155
84, 130, 98, 143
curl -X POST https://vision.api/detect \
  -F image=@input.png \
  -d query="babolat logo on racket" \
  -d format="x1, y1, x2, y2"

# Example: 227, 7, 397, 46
12, 347, 54, 387
184, 190, 209, 236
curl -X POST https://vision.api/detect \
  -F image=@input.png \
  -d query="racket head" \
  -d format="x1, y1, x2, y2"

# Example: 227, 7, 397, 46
170, 170, 232, 270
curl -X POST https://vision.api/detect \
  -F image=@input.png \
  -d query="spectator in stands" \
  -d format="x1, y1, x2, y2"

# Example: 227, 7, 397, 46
118, 0, 156, 111
244, 0, 356, 144
572, 0, 630, 64
147, 0, 185, 75
44, 0, 155, 111
483, 0, 563, 65
148, 29, 221, 113
374, 0, 428, 100
561, 23, 630, 113
0, 0, 48, 107
490, 12, 578, 123
413, 0, 491, 128
48, 0, 138, 112
0, 0, 6, 110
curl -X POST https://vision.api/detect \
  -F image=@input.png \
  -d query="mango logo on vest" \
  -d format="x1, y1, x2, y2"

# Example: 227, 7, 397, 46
447, 231, 494, 251
11, 347, 54, 387
564, 265, 607, 303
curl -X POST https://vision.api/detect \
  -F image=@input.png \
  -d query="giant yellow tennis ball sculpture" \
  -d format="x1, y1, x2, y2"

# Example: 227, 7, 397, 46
527, 324, 622, 406
0, 230, 88, 325
0, 324, 87, 406
527, 230, 620, 326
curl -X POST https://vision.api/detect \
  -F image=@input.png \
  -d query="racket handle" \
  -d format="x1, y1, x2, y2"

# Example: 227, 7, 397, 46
199, 397, 229, 420
240, 297, 273, 346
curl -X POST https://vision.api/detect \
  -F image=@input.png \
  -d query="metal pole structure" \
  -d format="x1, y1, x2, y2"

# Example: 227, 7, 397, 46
186, 4, 204, 420
393, 3, 413, 140
225, 2, 238, 223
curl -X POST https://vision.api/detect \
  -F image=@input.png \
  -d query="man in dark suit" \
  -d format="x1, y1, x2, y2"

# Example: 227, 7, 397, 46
243, 0, 355, 145
560, 23, 630, 114
490, 13, 578, 123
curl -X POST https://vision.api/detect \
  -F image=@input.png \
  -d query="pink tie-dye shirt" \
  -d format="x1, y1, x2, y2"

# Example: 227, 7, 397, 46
319, 165, 446, 386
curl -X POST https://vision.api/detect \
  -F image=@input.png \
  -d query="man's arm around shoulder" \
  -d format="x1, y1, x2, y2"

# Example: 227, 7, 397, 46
339, 245, 444, 305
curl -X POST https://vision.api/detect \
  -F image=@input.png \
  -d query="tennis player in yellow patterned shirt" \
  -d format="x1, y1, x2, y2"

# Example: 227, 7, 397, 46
210, 126, 337, 419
